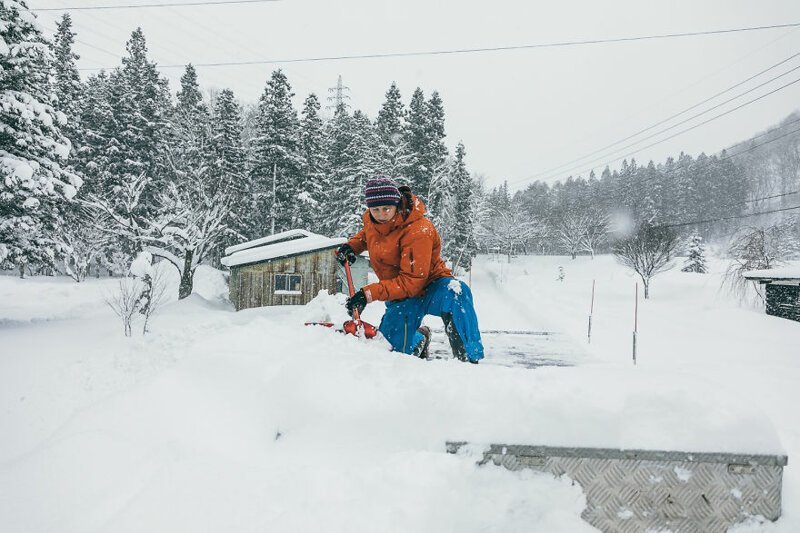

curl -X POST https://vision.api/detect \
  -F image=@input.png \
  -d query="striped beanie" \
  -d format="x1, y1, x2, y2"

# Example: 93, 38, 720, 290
365, 176, 402, 207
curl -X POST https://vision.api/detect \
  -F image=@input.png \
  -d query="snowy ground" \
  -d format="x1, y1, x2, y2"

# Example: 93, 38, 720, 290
0, 255, 798, 532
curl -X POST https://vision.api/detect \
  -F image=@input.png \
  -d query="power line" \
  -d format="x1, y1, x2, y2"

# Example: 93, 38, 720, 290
742, 190, 800, 205
75, 21, 800, 71
526, 51, 800, 181
543, 26, 800, 163
43, 3, 224, 76
661, 204, 800, 229
512, 76, 800, 187
40, 22, 122, 61
32, 0, 281, 11
530, 64, 800, 183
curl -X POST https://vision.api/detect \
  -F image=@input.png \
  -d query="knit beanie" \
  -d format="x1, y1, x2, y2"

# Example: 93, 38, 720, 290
365, 176, 402, 207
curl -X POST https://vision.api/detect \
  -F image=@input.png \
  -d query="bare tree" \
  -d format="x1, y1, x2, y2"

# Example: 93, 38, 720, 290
581, 212, 610, 259
613, 223, 679, 299
83, 172, 231, 299
723, 223, 800, 304
146, 181, 231, 299
105, 277, 141, 337
54, 206, 112, 282
554, 211, 592, 259
477, 208, 542, 263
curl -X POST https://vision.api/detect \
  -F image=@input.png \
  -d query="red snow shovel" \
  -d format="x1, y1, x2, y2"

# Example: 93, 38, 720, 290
341, 259, 378, 339
304, 254, 377, 339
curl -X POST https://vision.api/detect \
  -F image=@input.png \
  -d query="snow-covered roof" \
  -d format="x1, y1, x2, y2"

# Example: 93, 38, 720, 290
743, 266, 800, 281
222, 229, 346, 268
225, 229, 316, 256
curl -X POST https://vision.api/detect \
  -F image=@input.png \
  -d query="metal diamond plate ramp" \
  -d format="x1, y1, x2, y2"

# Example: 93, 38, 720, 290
427, 329, 581, 368
447, 443, 787, 532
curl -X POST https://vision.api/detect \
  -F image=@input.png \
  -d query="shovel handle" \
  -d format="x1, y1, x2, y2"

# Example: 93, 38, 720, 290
343, 257, 361, 322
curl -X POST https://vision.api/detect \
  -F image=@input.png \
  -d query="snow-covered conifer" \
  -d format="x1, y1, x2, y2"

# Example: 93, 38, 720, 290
446, 142, 477, 272
299, 93, 326, 233
404, 88, 448, 204
51, 13, 82, 143
210, 88, 248, 243
105, 28, 170, 210
249, 70, 303, 235
375, 82, 411, 182
0, 0, 82, 275
682, 232, 708, 273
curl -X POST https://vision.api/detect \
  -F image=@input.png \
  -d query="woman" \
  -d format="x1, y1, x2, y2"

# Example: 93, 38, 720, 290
336, 176, 484, 363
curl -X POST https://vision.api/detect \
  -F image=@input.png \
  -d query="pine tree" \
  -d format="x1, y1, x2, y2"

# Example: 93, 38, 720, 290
682, 232, 708, 273
322, 108, 380, 237
405, 88, 448, 204
104, 28, 171, 226
249, 69, 303, 235
0, 0, 82, 276
51, 13, 82, 146
425, 91, 448, 184
376, 82, 405, 141
72, 72, 114, 197
210, 89, 248, 242
375, 82, 411, 181
405, 88, 428, 195
167, 64, 211, 189
299, 93, 326, 233
640, 160, 659, 223
447, 142, 476, 272
320, 106, 355, 236
176, 64, 205, 118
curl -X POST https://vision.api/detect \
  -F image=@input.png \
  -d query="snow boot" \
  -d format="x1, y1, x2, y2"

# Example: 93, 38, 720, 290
442, 312, 470, 362
412, 325, 432, 359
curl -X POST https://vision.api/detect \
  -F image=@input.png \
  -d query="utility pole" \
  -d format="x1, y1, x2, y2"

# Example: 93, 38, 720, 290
271, 162, 276, 235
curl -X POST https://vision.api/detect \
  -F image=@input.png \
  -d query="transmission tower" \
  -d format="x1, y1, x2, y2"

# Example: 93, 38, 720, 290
326, 75, 351, 113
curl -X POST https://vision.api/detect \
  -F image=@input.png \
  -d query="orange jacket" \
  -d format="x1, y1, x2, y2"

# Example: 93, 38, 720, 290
346, 195, 452, 301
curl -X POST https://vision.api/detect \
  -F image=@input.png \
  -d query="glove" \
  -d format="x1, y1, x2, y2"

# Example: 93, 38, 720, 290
336, 243, 357, 266
346, 289, 367, 317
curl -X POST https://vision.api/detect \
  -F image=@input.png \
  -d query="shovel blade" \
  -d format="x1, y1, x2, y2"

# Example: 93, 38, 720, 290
343, 319, 378, 339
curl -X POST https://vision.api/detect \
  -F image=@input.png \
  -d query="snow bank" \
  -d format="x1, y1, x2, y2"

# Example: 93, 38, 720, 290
0, 282, 597, 532
1, 255, 797, 531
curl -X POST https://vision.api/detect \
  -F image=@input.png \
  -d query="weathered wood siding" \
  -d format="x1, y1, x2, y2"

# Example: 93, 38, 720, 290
766, 283, 800, 322
229, 247, 340, 310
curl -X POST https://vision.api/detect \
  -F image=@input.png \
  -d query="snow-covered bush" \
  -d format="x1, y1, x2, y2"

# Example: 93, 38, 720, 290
104, 252, 167, 336
130, 252, 167, 335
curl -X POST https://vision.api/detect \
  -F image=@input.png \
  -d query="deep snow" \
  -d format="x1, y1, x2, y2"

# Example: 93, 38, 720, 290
0, 254, 798, 532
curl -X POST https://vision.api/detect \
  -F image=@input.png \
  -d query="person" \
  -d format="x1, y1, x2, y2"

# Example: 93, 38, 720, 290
336, 176, 484, 363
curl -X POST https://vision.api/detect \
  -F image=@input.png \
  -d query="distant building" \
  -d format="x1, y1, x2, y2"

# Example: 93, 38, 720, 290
221, 229, 369, 310
743, 267, 800, 323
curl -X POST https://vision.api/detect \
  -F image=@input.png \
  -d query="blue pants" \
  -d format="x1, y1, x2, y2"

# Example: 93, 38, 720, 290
378, 277, 484, 362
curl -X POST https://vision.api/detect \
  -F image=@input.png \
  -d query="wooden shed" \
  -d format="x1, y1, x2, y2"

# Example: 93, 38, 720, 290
744, 266, 800, 323
221, 229, 369, 311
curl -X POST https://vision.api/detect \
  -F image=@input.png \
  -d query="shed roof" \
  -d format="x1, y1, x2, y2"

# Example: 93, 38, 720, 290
743, 264, 800, 281
222, 229, 346, 268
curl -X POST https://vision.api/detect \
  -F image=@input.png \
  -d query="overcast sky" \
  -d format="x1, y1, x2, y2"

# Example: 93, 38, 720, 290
30, 0, 800, 192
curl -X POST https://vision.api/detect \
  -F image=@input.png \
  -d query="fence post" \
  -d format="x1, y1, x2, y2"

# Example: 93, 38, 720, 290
588, 279, 595, 343
633, 282, 639, 365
